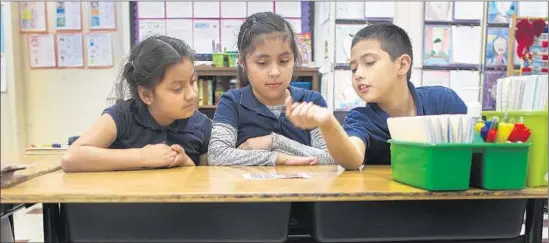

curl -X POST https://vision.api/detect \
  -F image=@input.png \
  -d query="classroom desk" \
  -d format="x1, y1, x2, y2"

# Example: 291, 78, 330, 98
1, 165, 547, 243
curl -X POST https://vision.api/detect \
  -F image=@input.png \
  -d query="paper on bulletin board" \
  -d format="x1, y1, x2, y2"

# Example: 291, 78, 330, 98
221, 19, 243, 52
19, 2, 47, 32
55, 2, 82, 31
139, 19, 166, 42
166, 2, 192, 18
485, 27, 509, 66
424, 2, 453, 21
1, 54, 6, 92
287, 19, 302, 34
57, 33, 84, 68
451, 26, 481, 64
89, 1, 116, 30
488, 1, 516, 24
453, 2, 483, 20
450, 70, 480, 104
364, 2, 395, 18
518, 2, 548, 18
86, 33, 113, 67
422, 70, 450, 87
193, 20, 220, 54
334, 70, 364, 111
247, 2, 273, 16
28, 34, 56, 68
137, 2, 165, 18
221, 2, 246, 18
335, 2, 365, 20
423, 25, 452, 65
335, 24, 365, 64
166, 19, 193, 48
194, 2, 220, 18
275, 1, 301, 18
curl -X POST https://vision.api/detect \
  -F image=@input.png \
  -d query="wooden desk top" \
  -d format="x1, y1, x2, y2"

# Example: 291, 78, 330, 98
1, 154, 63, 189
1, 165, 546, 203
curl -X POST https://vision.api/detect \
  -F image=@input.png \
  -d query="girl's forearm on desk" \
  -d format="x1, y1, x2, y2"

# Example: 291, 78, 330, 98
61, 146, 145, 172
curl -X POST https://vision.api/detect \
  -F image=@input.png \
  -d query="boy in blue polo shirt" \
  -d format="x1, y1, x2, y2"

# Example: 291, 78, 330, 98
284, 23, 467, 170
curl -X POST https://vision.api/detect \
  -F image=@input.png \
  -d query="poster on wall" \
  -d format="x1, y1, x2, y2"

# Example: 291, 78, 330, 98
28, 34, 56, 68
487, 1, 517, 24
89, 1, 116, 30
423, 25, 452, 65
424, 2, 453, 22
19, 2, 47, 32
55, 1, 82, 31
485, 27, 509, 66
56, 33, 84, 68
335, 24, 365, 64
86, 33, 113, 68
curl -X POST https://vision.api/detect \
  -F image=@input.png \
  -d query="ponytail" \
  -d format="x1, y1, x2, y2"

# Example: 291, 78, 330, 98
237, 65, 249, 88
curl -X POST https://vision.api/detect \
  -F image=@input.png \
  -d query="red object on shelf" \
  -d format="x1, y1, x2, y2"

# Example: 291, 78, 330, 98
541, 40, 548, 48
542, 55, 548, 61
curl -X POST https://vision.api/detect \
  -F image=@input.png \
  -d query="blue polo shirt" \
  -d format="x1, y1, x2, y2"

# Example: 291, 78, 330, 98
102, 99, 212, 165
343, 82, 467, 165
213, 85, 327, 147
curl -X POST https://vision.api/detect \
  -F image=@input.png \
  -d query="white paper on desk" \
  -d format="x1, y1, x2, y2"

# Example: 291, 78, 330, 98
57, 33, 84, 67
194, 2, 220, 18
166, 19, 193, 48
453, 2, 483, 20
451, 26, 481, 64
275, 1, 301, 18
221, 19, 243, 52
166, 2, 192, 18
28, 34, 56, 68
139, 19, 166, 42
242, 173, 312, 180
56, 2, 82, 30
335, 24, 365, 64
518, 2, 548, 18
193, 20, 220, 54
365, 2, 394, 18
425, 2, 453, 21
137, 2, 165, 18
247, 2, 273, 16
287, 19, 302, 34
422, 70, 450, 87
335, 2, 364, 20
85, 33, 113, 67
221, 2, 246, 18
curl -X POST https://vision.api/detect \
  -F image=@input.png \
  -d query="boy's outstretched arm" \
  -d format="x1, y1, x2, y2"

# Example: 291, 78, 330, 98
284, 97, 365, 170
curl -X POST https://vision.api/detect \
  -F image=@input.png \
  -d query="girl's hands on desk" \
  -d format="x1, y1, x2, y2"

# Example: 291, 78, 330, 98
285, 97, 332, 129
140, 144, 178, 168
276, 152, 318, 166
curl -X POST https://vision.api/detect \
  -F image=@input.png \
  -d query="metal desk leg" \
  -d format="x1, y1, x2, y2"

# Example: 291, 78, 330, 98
42, 203, 63, 243
524, 199, 544, 243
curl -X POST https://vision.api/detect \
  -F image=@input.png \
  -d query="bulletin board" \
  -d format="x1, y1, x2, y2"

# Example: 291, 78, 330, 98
129, 1, 313, 58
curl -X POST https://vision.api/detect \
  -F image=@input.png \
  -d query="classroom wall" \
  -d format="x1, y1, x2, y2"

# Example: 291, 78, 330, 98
2, 2, 131, 152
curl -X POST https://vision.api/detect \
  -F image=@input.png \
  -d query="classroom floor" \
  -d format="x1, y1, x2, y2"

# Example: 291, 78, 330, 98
11, 203, 549, 243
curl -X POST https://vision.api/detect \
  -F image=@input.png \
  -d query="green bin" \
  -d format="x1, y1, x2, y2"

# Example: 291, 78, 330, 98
389, 140, 473, 191
470, 143, 530, 190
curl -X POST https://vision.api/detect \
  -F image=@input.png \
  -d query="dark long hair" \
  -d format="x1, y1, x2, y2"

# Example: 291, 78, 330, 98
115, 35, 194, 103
236, 12, 302, 88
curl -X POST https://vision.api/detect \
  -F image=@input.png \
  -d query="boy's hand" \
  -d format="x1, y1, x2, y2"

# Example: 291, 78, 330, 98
285, 97, 332, 129
238, 134, 273, 150
170, 144, 195, 167
140, 144, 177, 168
276, 152, 318, 166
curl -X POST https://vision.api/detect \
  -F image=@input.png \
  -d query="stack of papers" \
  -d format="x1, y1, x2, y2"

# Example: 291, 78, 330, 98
496, 75, 548, 111
388, 115, 474, 144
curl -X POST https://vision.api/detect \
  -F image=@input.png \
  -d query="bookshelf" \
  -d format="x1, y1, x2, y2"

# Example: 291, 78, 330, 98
195, 66, 320, 110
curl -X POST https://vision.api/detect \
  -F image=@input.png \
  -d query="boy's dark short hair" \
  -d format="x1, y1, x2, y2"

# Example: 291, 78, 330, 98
351, 23, 413, 81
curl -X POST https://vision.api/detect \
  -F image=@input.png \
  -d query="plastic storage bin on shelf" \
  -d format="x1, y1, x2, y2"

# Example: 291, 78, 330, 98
388, 140, 474, 191
483, 111, 548, 187
470, 143, 530, 190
